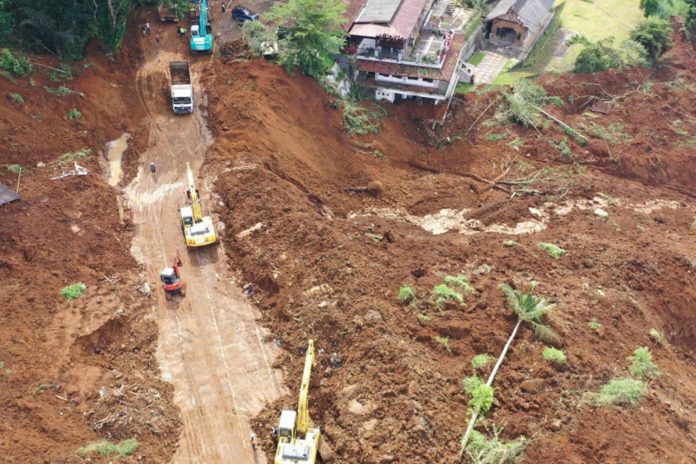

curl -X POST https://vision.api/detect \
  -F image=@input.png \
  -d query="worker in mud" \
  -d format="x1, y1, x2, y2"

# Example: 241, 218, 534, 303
249, 432, 257, 451
271, 427, 278, 445
177, 27, 187, 38
221, 2, 227, 13
156, 32, 161, 47
150, 162, 157, 175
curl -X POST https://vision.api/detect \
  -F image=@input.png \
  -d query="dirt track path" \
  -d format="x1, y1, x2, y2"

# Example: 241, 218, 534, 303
125, 47, 283, 463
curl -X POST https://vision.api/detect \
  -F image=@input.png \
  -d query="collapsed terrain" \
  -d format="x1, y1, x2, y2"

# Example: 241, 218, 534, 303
202, 30, 696, 463
2, 8, 696, 464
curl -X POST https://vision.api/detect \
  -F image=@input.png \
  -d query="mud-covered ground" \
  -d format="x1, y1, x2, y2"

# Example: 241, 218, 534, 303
201, 31, 696, 464
0, 24, 180, 464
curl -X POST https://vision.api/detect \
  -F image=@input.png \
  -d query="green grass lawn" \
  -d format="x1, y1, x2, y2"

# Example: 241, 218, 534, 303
550, 0, 643, 71
493, 0, 644, 82
468, 51, 485, 66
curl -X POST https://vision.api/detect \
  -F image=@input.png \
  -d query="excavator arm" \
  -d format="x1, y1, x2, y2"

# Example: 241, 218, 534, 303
185, 162, 203, 223
296, 339, 314, 437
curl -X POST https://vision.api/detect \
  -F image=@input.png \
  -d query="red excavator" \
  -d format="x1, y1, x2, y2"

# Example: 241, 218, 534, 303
160, 249, 186, 300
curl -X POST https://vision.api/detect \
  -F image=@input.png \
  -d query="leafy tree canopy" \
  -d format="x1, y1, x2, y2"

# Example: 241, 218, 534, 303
264, 0, 347, 79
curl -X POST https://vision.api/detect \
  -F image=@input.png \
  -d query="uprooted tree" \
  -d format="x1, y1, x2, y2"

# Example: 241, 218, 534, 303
263, 0, 346, 79
459, 282, 559, 460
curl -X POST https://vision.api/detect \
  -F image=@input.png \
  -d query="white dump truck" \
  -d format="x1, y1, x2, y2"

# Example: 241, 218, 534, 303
169, 61, 193, 115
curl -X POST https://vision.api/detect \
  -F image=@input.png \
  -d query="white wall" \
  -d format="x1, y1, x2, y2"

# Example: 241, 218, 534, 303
375, 73, 438, 88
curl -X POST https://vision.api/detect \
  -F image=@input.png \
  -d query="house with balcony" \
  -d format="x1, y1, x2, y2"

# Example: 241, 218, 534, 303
347, 0, 480, 103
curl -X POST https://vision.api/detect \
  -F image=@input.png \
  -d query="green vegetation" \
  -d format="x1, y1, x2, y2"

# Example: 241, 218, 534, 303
398, 285, 417, 304
58, 148, 91, 166
265, 0, 346, 79
500, 283, 560, 345
60, 282, 86, 300
543, 346, 567, 365
468, 51, 485, 66
0, 1, 137, 58
341, 98, 382, 135
628, 346, 659, 379
462, 375, 494, 415
465, 428, 526, 464
7, 164, 24, 173
435, 336, 452, 354
538, 242, 567, 259
33, 381, 59, 395
0, 48, 33, 76
433, 283, 464, 306
596, 377, 645, 407
443, 274, 473, 293
630, 17, 672, 64
241, 20, 275, 56
66, 108, 81, 120
588, 318, 602, 331
78, 438, 139, 457
455, 82, 475, 94
573, 37, 647, 73
471, 354, 493, 371
649, 328, 664, 344
8, 92, 23, 103
44, 85, 72, 96
550, 136, 572, 158
497, 80, 563, 128
486, 133, 506, 142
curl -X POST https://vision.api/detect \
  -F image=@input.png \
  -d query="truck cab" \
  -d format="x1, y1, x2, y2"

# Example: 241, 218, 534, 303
171, 87, 193, 114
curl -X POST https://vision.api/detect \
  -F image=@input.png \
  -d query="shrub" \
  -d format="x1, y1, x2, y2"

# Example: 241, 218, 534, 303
78, 438, 139, 457
574, 38, 623, 73
465, 428, 526, 464
462, 375, 484, 394
630, 17, 672, 64
443, 274, 474, 293
7, 164, 24, 174
241, 20, 274, 55
66, 108, 81, 120
628, 346, 659, 379
44, 85, 72, 96
60, 282, 86, 300
9, 92, 24, 104
649, 328, 663, 344
588, 319, 602, 331
432, 283, 464, 307
342, 99, 382, 135
398, 285, 416, 303
498, 79, 563, 127
469, 383, 494, 415
0, 49, 33, 76
538, 242, 566, 259
596, 377, 645, 407
435, 335, 452, 354
471, 354, 493, 371
543, 346, 567, 365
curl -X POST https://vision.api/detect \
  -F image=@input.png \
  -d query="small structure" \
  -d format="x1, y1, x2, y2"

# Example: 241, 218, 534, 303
485, 0, 554, 50
0, 182, 20, 207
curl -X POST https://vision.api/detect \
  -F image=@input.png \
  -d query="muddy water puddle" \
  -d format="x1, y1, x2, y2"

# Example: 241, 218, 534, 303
105, 133, 130, 187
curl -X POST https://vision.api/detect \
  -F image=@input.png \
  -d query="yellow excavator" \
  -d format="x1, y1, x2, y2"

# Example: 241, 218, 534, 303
180, 162, 217, 247
275, 340, 320, 464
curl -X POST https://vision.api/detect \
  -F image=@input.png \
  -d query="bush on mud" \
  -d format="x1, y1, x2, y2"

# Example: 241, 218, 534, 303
630, 17, 673, 64
465, 428, 526, 464
0, 48, 33, 76
397, 285, 416, 303
497, 80, 563, 128
543, 346, 567, 365
341, 99, 382, 135
78, 438, 139, 457
596, 377, 645, 407
538, 242, 566, 259
60, 282, 86, 300
471, 354, 493, 371
628, 346, 659, 379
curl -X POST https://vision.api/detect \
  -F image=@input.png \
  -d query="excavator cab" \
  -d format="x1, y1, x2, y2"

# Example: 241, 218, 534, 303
160, 250, 185, 299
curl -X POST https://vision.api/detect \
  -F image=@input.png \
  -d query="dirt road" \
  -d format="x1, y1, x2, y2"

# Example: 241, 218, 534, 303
125, 46, 283, 463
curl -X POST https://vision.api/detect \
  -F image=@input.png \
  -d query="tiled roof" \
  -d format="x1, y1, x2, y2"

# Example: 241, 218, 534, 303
356, 31, 466, 81
349, 0, 429, 39
486, 0, 554, 32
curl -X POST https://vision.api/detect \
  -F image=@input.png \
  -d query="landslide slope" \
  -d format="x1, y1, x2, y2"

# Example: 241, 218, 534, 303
0, 38, 179, 463
202, 37, 696, 464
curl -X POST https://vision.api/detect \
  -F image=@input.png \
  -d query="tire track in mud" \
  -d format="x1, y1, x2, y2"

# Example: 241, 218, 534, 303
127, 48, 283, 464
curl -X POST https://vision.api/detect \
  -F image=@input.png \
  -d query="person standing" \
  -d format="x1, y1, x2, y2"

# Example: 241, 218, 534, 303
150, 162, 157, 175
221, 2, 227, 13
145, 22, 151, 35
249, 432, 257, 451
155, 32, 161, 47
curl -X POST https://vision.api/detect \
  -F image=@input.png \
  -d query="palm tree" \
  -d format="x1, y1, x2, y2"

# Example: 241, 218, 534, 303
459, 282, 559, 460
